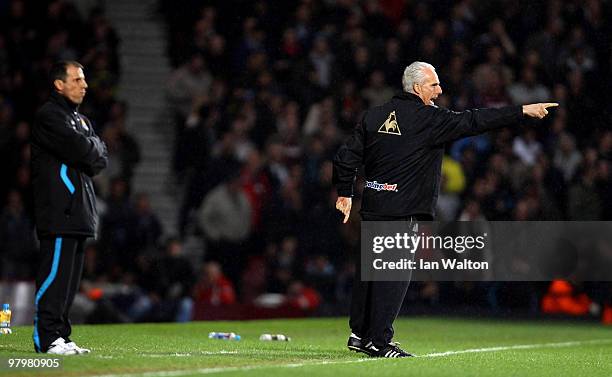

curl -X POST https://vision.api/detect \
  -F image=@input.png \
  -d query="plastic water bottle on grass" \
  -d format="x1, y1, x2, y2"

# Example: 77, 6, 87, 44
0, 304, 11, 335
259, 334, 291, 341
208, 332, 241, 340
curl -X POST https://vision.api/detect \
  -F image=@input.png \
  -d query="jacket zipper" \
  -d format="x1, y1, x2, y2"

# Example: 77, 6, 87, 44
83, 174, 96, 214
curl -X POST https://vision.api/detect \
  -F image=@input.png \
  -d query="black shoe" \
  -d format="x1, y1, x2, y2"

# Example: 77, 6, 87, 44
366, 341, 414, 358
347, 334, 371, 355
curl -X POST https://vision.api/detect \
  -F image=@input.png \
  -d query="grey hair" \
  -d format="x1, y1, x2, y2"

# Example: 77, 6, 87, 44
402, 62, 435, 93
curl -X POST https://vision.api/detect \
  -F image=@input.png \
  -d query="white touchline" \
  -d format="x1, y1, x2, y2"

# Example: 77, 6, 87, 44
91, 338, 612, 377
419, 339, 612, 358
92, 351, 239, 359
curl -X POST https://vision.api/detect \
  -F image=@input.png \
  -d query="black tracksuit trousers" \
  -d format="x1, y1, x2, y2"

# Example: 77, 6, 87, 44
349, 214, 431, 347
33, 236, 85, 352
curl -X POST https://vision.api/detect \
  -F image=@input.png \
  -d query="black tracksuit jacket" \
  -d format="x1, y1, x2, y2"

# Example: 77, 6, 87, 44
333, 92, 524, 218
30, 92, 108, 238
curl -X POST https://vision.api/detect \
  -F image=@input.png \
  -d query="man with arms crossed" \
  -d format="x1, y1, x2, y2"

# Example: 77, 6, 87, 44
31, 61, 108, 355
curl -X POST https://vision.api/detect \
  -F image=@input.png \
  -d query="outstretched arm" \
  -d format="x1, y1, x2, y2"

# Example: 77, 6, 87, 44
427, 102, 559, 146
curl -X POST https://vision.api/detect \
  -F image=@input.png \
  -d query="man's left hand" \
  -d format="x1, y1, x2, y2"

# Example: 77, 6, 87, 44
335, 196, 352, 224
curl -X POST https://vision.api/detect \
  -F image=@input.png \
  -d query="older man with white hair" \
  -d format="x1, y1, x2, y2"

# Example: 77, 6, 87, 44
333, 61, 557, 358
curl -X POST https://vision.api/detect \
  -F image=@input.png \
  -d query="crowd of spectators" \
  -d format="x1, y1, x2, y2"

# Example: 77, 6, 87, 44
160, 0, 611, 316
1, 0, 611, 322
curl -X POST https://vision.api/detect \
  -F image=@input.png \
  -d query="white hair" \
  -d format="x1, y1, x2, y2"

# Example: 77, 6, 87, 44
402, 62, 435, 93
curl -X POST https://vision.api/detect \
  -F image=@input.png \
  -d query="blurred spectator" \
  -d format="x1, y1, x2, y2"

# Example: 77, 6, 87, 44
240, 149, 272, 234
553, 132, 583, 182
477, 19, 516, 61
178, 131, 238, 237
303, 96, 338, 138
508, 66, 551, 105
437, 155, 466, 220
563, 27, 596, 74
240, 255, 268, 303
458, 199, 486, 221
595, 159, 611, 220
473, 45, 513, 106
286, 281, 321, 311
127, 193, 163, 260
525, 18, 564, 82
309, 36, 335, 89
166, 53, 212, 120
99, 177, 134, 276
0, 190, 36, 280
567, 168, 603, 220
599, 131, 611, 160
513, 129, 542, 167
97, 102, 140, 195
81, 243, 106, 282
167, 53, 213, 176
361, 70, 393, 107
82, 7, 121, 75
193, 261, 236, 306
266, 236, 300, 293
133, 238, 195, 322
381, 38, 405, 90
305, 255, 335, 303
529, 158, 563, 220
199, 171, 252, 284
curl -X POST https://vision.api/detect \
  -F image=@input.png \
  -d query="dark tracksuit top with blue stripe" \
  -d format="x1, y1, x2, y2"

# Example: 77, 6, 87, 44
31, 91, 108, 238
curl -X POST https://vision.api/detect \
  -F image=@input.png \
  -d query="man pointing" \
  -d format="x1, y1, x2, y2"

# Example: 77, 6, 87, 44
333, 61, 557, 357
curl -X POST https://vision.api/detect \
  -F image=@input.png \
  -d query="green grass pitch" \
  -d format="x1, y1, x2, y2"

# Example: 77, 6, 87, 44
1, 317, 611, 377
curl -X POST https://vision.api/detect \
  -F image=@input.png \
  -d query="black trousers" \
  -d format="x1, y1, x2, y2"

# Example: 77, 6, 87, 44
349, 213, 431, 347
33, 236, 85, 352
